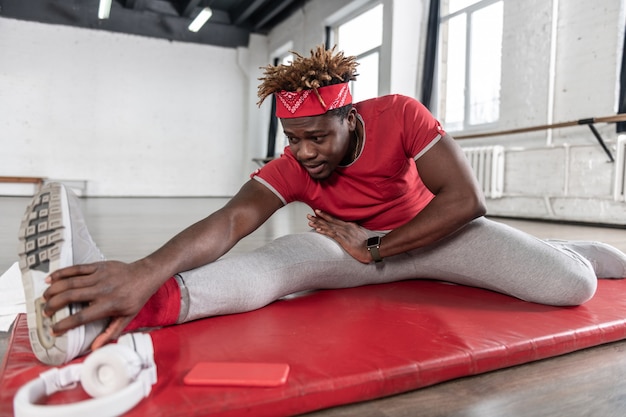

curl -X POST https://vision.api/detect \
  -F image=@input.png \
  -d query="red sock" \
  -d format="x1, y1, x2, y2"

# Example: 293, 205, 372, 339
124, 276, 181, 332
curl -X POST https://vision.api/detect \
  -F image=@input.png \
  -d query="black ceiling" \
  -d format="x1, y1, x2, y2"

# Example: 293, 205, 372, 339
0, 0, 309, 48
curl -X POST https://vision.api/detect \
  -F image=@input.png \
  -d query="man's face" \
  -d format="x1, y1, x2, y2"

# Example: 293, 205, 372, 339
281, 109, 356, 180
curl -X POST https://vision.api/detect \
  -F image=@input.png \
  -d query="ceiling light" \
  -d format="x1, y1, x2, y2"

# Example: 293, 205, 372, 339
98, 0, 112, 19
188, 7, 213, 32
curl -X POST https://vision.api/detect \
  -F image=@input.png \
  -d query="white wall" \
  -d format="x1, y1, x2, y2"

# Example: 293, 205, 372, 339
0, 17, 254, 196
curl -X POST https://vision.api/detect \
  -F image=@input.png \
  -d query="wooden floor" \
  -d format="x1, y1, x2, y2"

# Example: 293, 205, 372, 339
2, 196, 626, 416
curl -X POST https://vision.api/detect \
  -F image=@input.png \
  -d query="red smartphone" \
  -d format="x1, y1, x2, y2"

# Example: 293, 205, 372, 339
183, 362, 290, 387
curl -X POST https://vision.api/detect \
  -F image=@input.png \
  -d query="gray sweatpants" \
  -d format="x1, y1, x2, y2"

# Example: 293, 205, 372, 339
178, 217, 598, 322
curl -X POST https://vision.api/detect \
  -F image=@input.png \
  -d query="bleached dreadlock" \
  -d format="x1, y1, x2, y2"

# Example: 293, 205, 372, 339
257, 45, 358, 117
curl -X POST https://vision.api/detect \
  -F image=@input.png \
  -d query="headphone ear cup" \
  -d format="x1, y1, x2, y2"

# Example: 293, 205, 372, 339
80, 344, 143, 398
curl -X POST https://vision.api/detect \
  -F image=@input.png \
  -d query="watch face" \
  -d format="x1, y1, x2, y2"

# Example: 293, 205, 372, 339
366, 235, 383, 263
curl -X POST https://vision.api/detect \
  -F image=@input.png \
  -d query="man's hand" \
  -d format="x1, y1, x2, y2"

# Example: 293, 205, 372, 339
43, 260, 161, 350
307, 209, 372, 263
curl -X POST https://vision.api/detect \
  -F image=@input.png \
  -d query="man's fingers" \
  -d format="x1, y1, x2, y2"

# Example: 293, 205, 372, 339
42, 283, 105, 318
47, 263, 99, 283
43, 273, 100, 301
314, 209, 337, 222
49, 298, 115, 335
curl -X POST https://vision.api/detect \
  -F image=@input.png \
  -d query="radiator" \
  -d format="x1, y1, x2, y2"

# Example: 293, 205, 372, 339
461, 145, 505, 198
614, 135, 626, 202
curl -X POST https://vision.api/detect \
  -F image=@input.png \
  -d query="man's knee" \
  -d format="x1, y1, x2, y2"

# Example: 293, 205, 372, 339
547, 271, 597, 306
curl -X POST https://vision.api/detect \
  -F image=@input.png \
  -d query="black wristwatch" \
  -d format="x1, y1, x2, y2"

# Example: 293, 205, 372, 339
366, 236, 383, 263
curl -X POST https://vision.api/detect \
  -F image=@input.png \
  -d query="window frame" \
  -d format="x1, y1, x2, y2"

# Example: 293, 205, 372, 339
438, 0, 503, 132
265, 48, 295, 159
327, 1, 384, 103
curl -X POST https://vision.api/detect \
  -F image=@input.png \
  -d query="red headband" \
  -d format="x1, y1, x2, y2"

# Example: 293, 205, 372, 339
275, 83, 352, 118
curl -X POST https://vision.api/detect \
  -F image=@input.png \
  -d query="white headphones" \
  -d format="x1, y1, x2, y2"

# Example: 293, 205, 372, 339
13, 333, 157, 417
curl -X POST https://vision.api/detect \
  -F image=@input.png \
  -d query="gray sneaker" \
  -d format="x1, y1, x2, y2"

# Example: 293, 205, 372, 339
546, 239, 626, 278
18, 182, 108, 365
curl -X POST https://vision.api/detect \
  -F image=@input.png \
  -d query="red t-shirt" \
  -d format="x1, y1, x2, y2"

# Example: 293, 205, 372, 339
251, 94, 445, 231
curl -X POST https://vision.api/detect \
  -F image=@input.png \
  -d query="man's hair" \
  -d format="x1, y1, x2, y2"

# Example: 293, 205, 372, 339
257, 45, 359, 110
326, 104, 353, 121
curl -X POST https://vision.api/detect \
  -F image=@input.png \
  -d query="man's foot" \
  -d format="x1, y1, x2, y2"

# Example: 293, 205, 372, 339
18, 182, 108, 365
546, 239, 626, 278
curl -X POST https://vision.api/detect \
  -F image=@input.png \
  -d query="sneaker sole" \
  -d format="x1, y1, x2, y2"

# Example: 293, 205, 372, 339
18, 183, 86, 365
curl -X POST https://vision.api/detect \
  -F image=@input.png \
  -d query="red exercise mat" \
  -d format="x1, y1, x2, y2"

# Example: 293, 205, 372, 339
2, 279, 626, 416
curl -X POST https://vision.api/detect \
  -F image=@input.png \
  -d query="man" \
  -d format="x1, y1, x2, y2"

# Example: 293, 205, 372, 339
19, 46, 626, 365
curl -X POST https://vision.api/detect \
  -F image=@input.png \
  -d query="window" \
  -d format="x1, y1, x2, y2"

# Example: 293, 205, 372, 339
331, 3, 383, 103
438, 0, 503, 131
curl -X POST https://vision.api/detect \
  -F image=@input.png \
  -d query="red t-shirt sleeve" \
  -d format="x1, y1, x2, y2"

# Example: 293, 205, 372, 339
396, 95, 446, 159
250, 150, 306, 205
